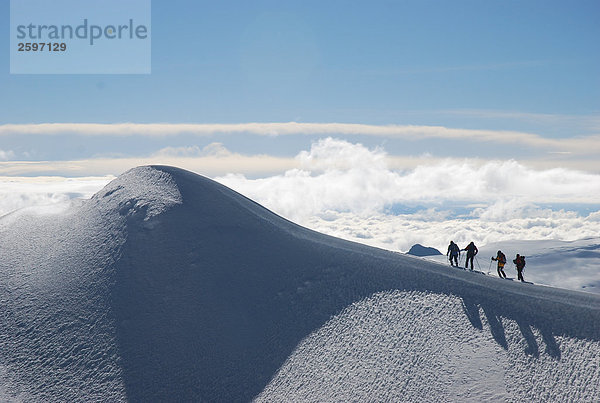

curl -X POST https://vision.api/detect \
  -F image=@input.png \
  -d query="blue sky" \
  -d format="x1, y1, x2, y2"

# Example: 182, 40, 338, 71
1, 1, 598, 124
1, 0, 599, 170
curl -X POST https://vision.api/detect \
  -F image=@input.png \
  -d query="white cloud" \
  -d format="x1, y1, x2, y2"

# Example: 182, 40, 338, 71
1, 139, 599, 254
153, 143, 233, 158
1, 122, 598, 154
1, 153, 598, 177
297, 137, 387, 172
0, 149, 15, 161
301, 208, 600, 254
441, 109, 600, 129
217, 138, 600, 222
0, 176, 113, 217
216, 138, 600, 251
587, 211, 600, 222
0, 154, 296, 177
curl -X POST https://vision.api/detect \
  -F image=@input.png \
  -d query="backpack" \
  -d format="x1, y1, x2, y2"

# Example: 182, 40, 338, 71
514, 256, 525, 269
498, 252, 506, 264
467, 243, 477, 254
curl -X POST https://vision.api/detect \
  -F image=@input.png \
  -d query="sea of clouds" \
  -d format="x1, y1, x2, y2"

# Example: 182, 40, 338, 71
1, 138, 599, 253
0, 176, 114, 217
216, 138, 600, 252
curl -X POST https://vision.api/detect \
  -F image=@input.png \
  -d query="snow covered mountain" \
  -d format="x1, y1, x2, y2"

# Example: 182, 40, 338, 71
1, 166, 599, 401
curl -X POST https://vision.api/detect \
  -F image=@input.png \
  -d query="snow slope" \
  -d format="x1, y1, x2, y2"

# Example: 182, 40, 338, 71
1, 166, 599, 401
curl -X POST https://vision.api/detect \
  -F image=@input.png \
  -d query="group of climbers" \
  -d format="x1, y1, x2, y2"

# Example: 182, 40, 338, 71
446, 241, 479, 270
446, 241, 527, 282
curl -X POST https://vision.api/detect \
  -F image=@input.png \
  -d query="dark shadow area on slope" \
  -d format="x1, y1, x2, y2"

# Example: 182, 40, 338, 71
110, 167, 399, 402
110, 167, 600, 402
459, 295, 567, 360
481, 305, 508, 350
540, 325, 561, 360
461, 297, 483, 330
516, 320, 540, 358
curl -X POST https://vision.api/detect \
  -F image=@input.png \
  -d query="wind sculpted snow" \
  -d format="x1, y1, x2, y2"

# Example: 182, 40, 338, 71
1, 166, 599, 401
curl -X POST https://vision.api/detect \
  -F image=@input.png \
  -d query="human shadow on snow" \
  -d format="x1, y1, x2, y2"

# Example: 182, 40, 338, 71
460, 297, 483, 330
459, 289, 566, 360
464, 297, 562, 360
480, 304, 508, 350
516, 320, 540, 358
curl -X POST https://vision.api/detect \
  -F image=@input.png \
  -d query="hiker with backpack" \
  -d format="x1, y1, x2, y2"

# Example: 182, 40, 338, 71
463, 242, 478, 271
491, 250, 507, 278
513, 254, 526, 282
446, 241, 460, 267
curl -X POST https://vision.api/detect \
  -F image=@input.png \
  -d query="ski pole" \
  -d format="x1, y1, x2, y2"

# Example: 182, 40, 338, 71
475, 256, 482, 271
487, 258, 493, 275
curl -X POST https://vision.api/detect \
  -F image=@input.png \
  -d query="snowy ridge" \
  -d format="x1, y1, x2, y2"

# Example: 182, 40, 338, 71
257, 290, 600, 402
1, 166, 599, 401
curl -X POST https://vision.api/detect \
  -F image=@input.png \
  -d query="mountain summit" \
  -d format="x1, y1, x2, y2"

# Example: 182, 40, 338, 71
407, 243, 442, 256
1, 166, 599, 401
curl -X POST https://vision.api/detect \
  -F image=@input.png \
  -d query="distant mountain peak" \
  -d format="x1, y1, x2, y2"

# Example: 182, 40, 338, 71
407, 243, 442, 256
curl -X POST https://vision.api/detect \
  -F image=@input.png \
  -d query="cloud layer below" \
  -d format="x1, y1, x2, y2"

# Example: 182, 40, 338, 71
216, 138, 600, 251
1, 138, 599, 253
0, 176, 113, 217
